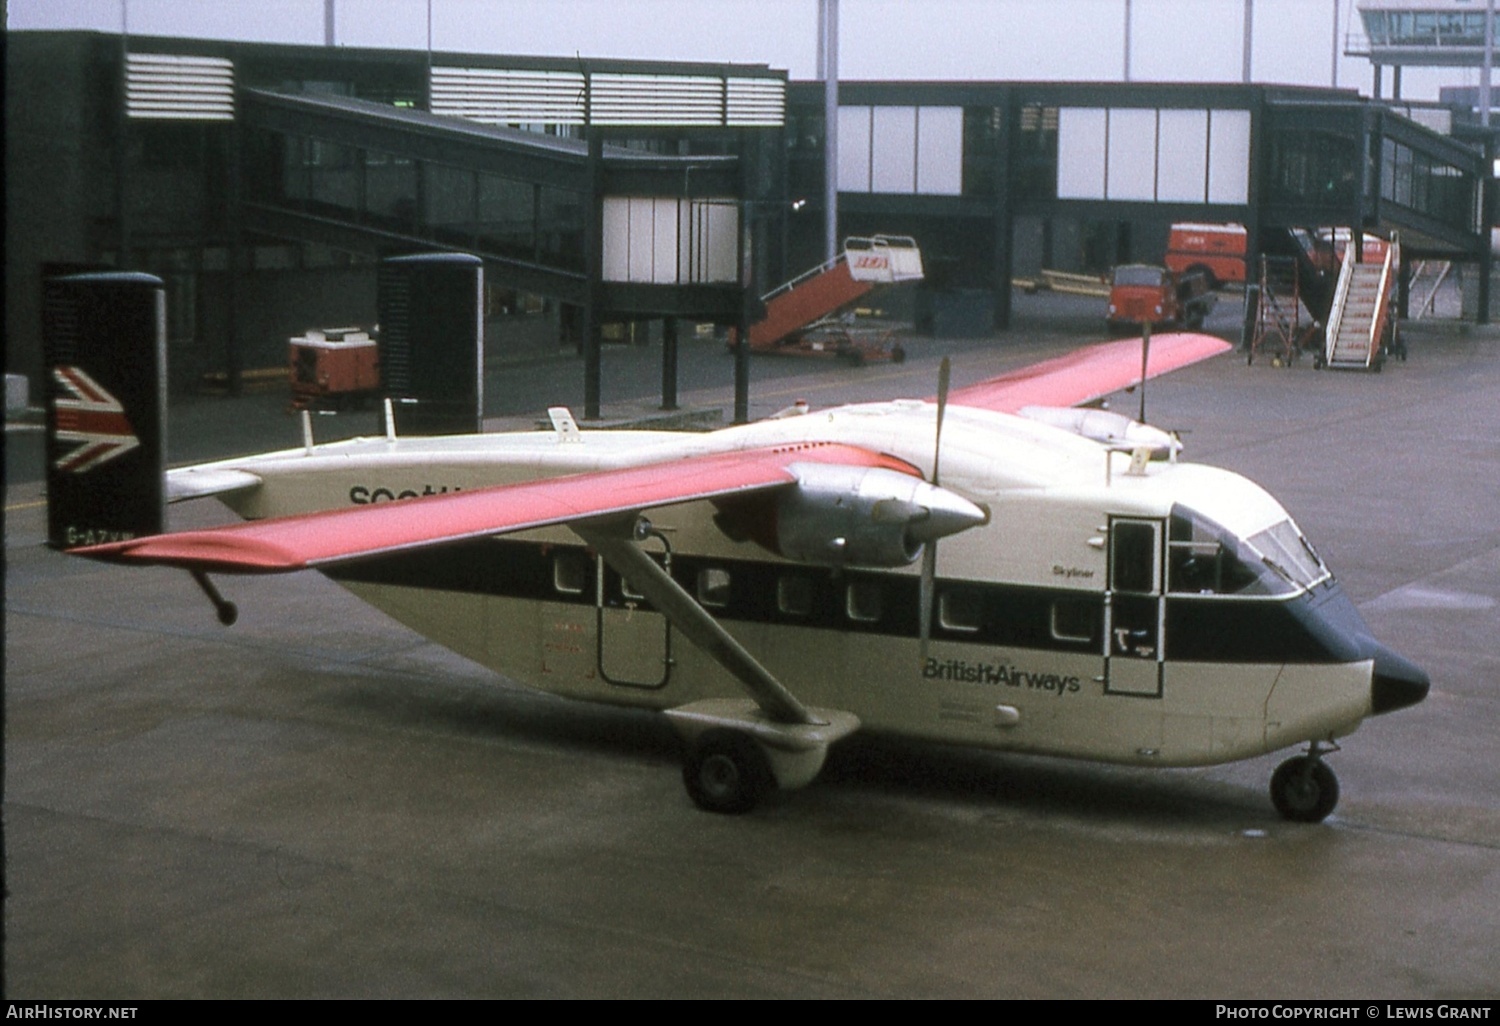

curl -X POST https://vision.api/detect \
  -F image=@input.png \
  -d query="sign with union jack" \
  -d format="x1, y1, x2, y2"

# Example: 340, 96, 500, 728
51, 364, 142, 473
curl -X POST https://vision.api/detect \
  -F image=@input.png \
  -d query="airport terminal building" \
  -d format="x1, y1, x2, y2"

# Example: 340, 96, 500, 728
5, 29, 1492, 407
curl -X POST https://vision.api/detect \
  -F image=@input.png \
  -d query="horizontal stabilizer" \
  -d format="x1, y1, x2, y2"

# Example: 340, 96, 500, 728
167, 467, 263, 503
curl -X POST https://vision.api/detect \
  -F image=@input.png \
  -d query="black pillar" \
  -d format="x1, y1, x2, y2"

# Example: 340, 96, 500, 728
735, 301, 751, 424
1480, 138, 1494, 325
661, 317, 679, 412
993, 88, 1014, 332
584, 132, 604, 419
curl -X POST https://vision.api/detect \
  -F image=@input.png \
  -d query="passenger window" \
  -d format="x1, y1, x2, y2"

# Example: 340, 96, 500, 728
697, 567, 731, 608
938, 589, 982, 632
1051, 599, 1096, 643
846, 580, 883, 623
553, 551, 589, 595
777, 576, 812, 617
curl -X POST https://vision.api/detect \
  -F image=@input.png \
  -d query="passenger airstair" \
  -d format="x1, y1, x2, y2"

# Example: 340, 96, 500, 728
748, 236, 923, 351
1320, 234, 1401, 371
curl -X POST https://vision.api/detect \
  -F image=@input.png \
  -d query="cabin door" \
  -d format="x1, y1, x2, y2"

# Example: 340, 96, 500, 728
1104, 517, 1165, 697
596, 533, 672, 689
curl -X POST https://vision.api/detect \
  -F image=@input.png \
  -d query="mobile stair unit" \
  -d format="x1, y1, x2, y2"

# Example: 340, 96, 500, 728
1248, 256, 1319, 366
1319, 234, 1401, 371
745, 235, 923, 361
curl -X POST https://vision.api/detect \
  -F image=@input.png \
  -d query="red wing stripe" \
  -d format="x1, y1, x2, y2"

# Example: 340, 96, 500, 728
74, 442, 911, 574
945, 332, 1232, 414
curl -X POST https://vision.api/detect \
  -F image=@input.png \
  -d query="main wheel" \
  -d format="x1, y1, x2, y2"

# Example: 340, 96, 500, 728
683, 729, 774, 814
1270, 756, 1339, 823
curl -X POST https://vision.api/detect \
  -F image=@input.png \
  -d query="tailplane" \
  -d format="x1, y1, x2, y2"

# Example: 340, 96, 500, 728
43, 272, 167, 550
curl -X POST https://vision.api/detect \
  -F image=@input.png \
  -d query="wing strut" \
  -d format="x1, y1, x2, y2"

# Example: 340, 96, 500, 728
574, 517, 815, 726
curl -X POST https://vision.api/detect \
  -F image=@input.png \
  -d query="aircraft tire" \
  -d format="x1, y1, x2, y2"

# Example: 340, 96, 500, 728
1270, 756, 1339, 823
683, 729, 774, 814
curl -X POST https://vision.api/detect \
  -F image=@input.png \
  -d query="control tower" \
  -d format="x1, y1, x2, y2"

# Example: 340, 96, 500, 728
1346, 0, 1497, 102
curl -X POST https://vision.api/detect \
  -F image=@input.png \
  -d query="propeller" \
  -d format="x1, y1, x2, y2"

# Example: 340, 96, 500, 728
919, 357, 951, 657
1137, 321, 1152, 425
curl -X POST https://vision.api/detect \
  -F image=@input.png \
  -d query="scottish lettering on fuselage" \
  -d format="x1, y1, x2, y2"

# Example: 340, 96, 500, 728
56, 333, 1429, 821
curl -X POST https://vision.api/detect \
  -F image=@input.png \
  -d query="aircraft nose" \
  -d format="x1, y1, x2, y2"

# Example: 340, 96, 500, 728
1370, 644, 1430, 715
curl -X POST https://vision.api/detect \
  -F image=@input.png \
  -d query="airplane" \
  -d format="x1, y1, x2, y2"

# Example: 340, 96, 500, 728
44, 272, 1429, 822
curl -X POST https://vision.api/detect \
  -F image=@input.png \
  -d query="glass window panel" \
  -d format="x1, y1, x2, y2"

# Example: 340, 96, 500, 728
424, 163, 474, 234
1207, 109, 1251, 204
1051, 599, 1096, 643
1156, 109, 1208, 203
478, 174, 536, 263
553, 551, 589, 595
601, 196, 632, 281
365, 149, 417, 225
939, 589, 982, 632
1057, 107, 1108, 200
871, 106, 917, 193
777, 576, 812, 617
1107, 108, 1157, 201
697, 568, 731, 608
838, 105, 872, 192
916, 106, 963, 196
1111, 521, 1158, 594
308, 141, 359, 212
846, 580, 883, 623
538, 184, 584, 272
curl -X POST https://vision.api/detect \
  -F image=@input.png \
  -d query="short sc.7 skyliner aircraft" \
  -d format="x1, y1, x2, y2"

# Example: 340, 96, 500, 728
48, 278, 1428, 821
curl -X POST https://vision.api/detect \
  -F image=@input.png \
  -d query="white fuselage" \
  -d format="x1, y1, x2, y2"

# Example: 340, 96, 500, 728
177, 401, 1377, 769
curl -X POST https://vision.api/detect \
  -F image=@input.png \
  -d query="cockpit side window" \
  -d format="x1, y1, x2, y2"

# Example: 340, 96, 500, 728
1168, 505, 1304, 596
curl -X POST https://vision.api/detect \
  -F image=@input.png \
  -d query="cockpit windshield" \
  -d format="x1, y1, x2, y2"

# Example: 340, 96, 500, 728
1246, 519, 1331, 591
1168, 505, 1330, 596
1112, 264, 1165, 287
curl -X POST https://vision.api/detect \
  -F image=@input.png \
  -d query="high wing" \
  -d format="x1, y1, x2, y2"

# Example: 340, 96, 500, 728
74, 442, 920, 573
944, 332, 1231, 413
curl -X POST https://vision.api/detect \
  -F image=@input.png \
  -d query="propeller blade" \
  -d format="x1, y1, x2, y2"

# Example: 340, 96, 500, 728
1138, 321, 1152, 424
922, 356, 952, 656
933, 356, 951, 486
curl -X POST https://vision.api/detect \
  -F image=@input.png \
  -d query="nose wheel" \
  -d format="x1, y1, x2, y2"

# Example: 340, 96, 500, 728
1270, 744, 1340, 823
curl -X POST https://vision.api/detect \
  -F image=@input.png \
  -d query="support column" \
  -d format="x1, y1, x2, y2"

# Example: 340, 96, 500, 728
993, 89, 1014, 332
661, 317, 679, 411
820, 0, 840, 264
1480, 140, 1494, 325
584, 131, 603, 420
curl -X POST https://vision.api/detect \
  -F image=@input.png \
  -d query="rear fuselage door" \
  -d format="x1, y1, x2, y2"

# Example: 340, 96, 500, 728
596, 533, 673, 688
1105, 517, 1165, 697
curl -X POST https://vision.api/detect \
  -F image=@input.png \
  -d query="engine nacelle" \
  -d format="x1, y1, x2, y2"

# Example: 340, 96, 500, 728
1018, 405, 1181, 457
768, 462, 987, 568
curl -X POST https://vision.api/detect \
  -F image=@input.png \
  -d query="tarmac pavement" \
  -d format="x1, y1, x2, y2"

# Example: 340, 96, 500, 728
5, 294, 1498, 998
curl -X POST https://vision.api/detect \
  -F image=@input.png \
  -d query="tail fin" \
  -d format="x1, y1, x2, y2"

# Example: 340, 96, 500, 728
43, 272, 167, 550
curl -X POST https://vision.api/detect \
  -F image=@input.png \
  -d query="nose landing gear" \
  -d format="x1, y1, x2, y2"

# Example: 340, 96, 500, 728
1270, 741, 1341, 823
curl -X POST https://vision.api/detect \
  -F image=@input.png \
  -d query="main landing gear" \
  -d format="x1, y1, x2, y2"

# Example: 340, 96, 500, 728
682, 729, 776, 814
1270, 741, 1340, 823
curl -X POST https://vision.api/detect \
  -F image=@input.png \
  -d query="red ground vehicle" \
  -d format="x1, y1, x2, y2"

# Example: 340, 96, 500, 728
289, 327, 380, 410
1106, 264, 1215, 333
1165, 222, 1247, 288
